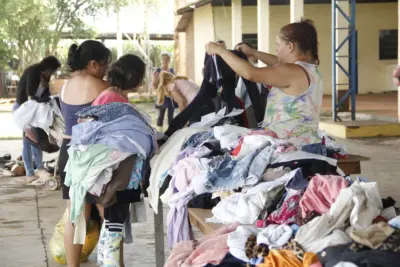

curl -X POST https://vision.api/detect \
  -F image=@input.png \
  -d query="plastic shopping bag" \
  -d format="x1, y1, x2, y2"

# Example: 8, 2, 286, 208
49, 209, 100, 264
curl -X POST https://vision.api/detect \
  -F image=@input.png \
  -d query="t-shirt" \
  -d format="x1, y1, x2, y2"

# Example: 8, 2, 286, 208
168, 79, 199, 105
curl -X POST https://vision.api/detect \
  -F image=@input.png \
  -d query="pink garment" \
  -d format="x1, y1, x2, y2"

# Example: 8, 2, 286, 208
165, 222, 240, 267
310, 263, 323, 267
172, 158, 202, 192
299, 174, 349, 218
92, 89, 129, 106
169, 79, 199, 105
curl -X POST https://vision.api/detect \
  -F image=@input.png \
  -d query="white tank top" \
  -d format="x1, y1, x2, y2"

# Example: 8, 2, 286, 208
263, 61, 324, 146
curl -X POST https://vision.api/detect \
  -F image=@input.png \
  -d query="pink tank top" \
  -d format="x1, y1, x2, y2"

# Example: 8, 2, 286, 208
92, 89, 129, 106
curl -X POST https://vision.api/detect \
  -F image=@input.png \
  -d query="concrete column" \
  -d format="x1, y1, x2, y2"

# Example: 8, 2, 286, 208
257, 0, 270, 67
116, 11, 123, 59
335, 1, 350, 109
231, 0, 243, 48
290, 0, 304, 23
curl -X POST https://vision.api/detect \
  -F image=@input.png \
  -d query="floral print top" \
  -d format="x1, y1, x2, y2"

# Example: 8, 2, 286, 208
263, 61, 323, 146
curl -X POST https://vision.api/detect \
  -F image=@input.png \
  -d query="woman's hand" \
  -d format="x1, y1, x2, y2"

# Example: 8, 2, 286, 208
205, 42, 224, 55
235, 43, 254, 57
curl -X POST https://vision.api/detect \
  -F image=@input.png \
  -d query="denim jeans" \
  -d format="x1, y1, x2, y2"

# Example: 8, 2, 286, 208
13, 102, 44, 176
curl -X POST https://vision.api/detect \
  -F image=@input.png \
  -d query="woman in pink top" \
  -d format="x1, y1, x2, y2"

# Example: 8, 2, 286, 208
92, 54, 145, 106
157, 71, 200, 112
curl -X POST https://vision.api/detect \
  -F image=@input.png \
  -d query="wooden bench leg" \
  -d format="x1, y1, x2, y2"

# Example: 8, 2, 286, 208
154, 199, 165, 267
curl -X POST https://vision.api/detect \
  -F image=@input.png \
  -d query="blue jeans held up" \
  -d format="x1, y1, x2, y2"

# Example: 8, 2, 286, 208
12, 102, 44, 176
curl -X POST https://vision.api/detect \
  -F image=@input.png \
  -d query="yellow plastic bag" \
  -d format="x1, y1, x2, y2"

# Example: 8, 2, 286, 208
49, 209, 100, 264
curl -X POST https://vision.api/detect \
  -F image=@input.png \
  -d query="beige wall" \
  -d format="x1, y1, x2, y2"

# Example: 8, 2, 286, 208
193, 4, 215, 84
196, 3, 398, 94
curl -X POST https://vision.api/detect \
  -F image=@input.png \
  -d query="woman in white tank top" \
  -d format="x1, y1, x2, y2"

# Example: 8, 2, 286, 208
205, 19, 323, 146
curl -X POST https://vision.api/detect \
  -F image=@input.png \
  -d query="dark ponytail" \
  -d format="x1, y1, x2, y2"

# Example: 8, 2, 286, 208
107, 54, 146, 90
66, 40, 111, 72
279, 18, 320, 65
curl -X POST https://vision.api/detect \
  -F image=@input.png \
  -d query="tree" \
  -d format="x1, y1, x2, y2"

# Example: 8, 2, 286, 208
0, 0, 54, 72
0, 0, 118, 72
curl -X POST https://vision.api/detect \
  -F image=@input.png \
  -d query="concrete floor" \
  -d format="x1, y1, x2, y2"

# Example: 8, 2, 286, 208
1, 100, 400, 266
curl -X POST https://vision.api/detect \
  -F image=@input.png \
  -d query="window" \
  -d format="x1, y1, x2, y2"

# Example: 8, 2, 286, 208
242, 34, 258, 50
379, 30, 397, 60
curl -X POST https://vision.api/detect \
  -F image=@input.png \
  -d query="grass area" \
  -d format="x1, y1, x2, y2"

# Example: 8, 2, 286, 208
0, 136, 22, 141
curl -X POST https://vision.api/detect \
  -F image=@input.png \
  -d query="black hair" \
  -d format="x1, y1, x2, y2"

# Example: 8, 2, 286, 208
67, 40, 111, 72
234, 42, 253, 50
107, 54, 146, 90
39, 56, 61, 71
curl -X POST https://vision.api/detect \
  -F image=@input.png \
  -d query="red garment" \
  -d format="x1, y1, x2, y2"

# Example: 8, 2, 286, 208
267, 190, 303, 225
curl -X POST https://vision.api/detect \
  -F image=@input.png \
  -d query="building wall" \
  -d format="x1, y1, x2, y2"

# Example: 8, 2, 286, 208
193, 4, 215, 83
209, 3, 398, 94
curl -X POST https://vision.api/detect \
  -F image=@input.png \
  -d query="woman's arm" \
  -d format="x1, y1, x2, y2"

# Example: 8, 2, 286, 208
151, 71, 159, 89
236, 43, 279, 66
207, 43, 294, 89
252, 50, 279, 66
170, 89, 187, 112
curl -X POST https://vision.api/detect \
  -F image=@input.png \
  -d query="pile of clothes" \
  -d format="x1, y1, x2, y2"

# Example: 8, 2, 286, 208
65, 102, 156, 264
13, 96, 64, 152
148, 125, 399, 267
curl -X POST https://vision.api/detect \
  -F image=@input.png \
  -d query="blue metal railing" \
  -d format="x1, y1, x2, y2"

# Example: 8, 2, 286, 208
332, 0, 358, 121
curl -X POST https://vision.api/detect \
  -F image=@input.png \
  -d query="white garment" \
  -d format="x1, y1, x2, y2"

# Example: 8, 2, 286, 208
257, 224, 293, 248
207, 175, 291, 224
13, 99, 54, 134
333, 262, 359, 267
228, 225, 261, 262
235, 135, 284, 161
301, 229, 351, 253
380, 206, 397, 221
213, 125, 250, 150
295, 181, 382, 252
148, 127, 208, 213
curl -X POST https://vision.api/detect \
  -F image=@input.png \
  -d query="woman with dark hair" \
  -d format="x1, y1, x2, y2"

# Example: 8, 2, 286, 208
206, 19, 323, 146
58, 40, 111, 267
13, 56, 61, 184
93, 54, 146, 105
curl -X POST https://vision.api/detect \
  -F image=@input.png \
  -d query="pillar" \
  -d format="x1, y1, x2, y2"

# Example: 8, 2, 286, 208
116, 10, 123, 59
290, 0, 304, 23
398, 0, 400, 121
231, 0, 243, 48
335, 1, 350, 110
257, 0, 270, 67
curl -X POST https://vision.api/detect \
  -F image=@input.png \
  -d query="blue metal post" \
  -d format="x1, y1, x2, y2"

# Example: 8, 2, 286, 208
350, 0, 357, 120
332, 0, 357, 121
332, 1, 337, 121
